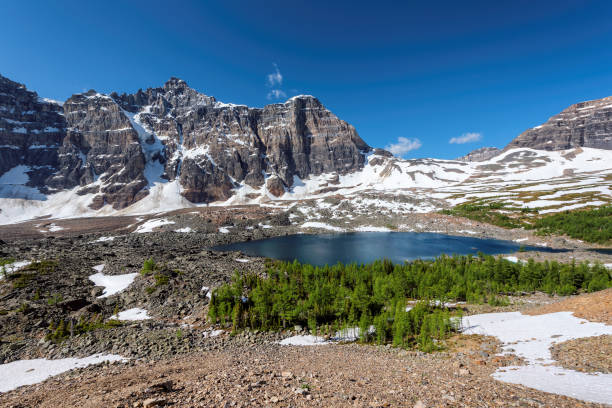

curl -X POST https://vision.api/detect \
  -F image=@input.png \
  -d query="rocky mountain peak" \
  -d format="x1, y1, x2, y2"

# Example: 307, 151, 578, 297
163, 77, 189, 92
505, 95, 612, 151
0, 73, 371, 210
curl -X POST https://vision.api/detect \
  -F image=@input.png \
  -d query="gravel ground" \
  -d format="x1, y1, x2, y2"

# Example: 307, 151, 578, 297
0, 342, 604, 408
526, 288, 612, 324
551, 335, 612, 374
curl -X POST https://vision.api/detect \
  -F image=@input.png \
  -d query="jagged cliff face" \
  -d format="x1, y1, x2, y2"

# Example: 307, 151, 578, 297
506, 96, 612, 151
0, 75, 370, 209
0, 75, 66, 194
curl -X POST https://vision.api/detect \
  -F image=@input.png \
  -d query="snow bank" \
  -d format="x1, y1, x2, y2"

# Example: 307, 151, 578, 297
463, 311, 612, 404
218, 227, 230, 233
133, 218, 175, 233
234, 258, 251, 263
354, 226, 392, 232
93, 236, 115, 243
278, 335, 329, 346
1, 260, 31, 278
0, 354, 126, 393
111, 308, 150, 321
300, 222, 344, 232
174, 227, 193, 233
88, 264, 138, 298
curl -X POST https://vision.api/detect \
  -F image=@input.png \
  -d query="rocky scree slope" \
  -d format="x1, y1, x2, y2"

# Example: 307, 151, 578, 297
0, 74, 369, 209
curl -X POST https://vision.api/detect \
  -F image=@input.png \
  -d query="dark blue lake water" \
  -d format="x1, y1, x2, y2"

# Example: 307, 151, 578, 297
214, 232, 567, 266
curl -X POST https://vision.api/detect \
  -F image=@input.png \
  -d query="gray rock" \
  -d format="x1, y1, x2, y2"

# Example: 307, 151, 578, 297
506, 95, 612, 150
456, 147, 501, 162
1, 74, 371, 208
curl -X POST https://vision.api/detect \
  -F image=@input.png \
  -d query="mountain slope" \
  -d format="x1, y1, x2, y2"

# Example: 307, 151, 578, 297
1, 74, 611, 225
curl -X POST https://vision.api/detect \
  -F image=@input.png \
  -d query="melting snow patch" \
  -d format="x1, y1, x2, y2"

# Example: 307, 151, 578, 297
0, 354, 126, 393
202, 286, 212, 299
111, 308, 150, 321
235, 258, 251, 263
174, 227, 193, 233
93, 236, 115, 243
45, 223, 64, 232
203, 329, 224, 338
89, 265, 138, 298
278, 335, 330, 346
354, 226, 392, 232
133, 218, 175, 233
1, 260, 31, 278
218, 227, 230, 234
605, 264, 612, 269
462, 312, 612, 404
300, 222, 344, 232
514, 238, 528, 242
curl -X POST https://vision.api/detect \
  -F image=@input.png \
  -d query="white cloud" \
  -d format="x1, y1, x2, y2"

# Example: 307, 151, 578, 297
267, 63, 283, 87
449, 132, 482, 144
385, 137, 422, 156
267, 89, 287, 100
265, 63, 287, 100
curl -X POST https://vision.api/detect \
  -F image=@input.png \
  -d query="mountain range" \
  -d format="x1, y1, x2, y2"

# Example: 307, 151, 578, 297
1, 73, 611, 224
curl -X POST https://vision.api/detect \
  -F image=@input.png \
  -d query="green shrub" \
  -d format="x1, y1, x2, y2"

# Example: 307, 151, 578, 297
45, 314, 123, 342
530, 206, 612, 244
141, 258, 156, 275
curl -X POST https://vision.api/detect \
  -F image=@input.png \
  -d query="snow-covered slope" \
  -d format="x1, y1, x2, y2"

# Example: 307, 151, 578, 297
1, 146, 610, 225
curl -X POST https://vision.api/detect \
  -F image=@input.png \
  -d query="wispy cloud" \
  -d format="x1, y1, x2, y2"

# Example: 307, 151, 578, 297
267, 63, 283, 87
267, 89, 287, 100
265, 63, 288, 100
385, 137, 422, 157
449, 132, 482, 144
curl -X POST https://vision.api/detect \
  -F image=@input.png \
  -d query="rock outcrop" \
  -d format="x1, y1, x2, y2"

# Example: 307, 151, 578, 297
506, 96, 612, 151
0, 75, 66, 194
0, 74, 370, 208
456, 147, 501, 162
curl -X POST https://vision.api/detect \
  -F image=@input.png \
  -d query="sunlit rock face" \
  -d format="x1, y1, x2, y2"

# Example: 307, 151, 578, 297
507, 96, 612, 151
1, 74, 370, 208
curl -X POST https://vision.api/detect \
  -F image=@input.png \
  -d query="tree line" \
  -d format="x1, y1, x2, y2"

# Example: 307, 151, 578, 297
208, 255, 611, 351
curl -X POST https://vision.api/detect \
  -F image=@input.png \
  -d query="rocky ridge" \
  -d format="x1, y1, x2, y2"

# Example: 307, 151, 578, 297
456, 146, 501, 162
507, 95, 612, 151
0, 74, 369, 209
2, 73, 612, 222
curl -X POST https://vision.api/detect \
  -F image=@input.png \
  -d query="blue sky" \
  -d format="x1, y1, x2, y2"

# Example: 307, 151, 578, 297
3, 0, 612, 159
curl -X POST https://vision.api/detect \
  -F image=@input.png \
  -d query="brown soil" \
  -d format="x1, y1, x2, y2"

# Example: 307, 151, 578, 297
525, 288, 612, 324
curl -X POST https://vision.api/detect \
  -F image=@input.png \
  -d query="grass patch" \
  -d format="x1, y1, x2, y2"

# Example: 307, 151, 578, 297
441, 202, 532, 229
140, 258, 173, 294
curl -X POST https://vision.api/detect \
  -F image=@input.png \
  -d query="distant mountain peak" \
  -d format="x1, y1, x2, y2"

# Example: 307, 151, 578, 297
505, 95, 612, 151
456, 147, 501, 162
